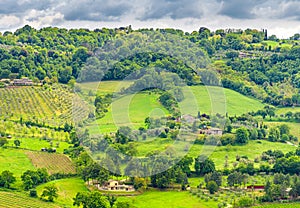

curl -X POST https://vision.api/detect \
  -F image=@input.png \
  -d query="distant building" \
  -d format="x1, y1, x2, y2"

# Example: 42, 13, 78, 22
200, 128, 223, 136
13, 78, 33, 86
181, 114, 196, 124
100, 180, 135, 192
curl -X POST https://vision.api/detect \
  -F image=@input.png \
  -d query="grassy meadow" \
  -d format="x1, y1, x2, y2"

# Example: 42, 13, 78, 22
36, 178, 88, 207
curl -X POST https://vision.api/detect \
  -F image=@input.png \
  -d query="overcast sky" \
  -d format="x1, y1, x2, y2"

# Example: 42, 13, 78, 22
1, 0, 300, 38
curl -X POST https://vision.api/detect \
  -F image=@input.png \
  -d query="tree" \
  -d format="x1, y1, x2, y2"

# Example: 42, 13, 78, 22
207, 181, 218, 194
0, 170, 16, 188
235, 127, 249, 144
41, 185, 58, 202
237, 197, 253, 207
73, 191, 110, 208
195, 156, 215, 176
14, 139, 21, 147
0, 138, 8, 147
268, 127, 280, 142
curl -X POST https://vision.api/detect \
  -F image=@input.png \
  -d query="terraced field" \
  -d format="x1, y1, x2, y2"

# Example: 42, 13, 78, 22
25, 151, 76, 174
0, 191, 61, 208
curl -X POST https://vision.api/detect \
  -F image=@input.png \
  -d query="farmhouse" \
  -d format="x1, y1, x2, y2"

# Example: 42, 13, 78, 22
200, 128, 223, 136
100, 180, 135, 192
13, 78, 33, 86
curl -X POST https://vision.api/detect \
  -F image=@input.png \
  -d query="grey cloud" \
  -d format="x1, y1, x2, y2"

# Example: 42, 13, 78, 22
140, 0, 204, 20
217, 0, 265, 19
0, 0, 57, 15
59, 0, 131, 21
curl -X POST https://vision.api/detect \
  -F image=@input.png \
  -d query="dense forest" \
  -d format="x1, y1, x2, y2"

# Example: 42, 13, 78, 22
0, 25, 300, 106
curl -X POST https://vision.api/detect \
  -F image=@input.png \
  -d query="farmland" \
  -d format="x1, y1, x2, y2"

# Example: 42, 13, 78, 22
0, 85, 89, 126
0, 191, 61, 208
25, 151, 76, 174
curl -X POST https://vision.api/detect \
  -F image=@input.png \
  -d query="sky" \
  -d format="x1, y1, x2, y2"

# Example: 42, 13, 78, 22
0, 0, 300, 38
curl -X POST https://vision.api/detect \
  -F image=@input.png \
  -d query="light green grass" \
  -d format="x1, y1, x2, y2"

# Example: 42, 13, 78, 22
255, 203, 300, 208
120, 190, 217, 208
36, 178, 88, 208
276, 107, 300, 115
7, 138, 70, 153
88, 92, 169, 134
265, 121, 300, 140
87, 82, 265, 134
0, 148, 34, 187
181, 86, 265, 116
0, 191, 61, 208
135, 139, 296, 170
78, 81, 133, 95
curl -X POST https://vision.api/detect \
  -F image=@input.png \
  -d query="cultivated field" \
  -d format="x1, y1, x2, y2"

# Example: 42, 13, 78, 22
0, 85, 89, 126
25, 151, 76, 174
0, 191, 61, 208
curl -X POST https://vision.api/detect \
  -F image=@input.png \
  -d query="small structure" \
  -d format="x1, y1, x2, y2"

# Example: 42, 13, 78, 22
100, 180, 135, 192
200, 128, 223, 136
13, 78, 33, 86
181, 114, 196, 124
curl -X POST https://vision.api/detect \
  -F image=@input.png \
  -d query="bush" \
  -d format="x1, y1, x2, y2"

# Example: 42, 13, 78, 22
29, 189, 37, 197
207, 181, 219, 194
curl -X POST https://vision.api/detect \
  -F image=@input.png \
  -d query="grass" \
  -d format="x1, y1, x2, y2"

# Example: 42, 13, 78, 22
36, 178, 88, 207
181, 86, 265, 116
88, 92, 169, 134
7, 138, 70, 153
255, 203, 300, 208
135, 139, 297, 169
0, 148, 35, 188
87, 82, 265, 134
0, 191, 61, 208
25, 151, 76, 175
120, 190, 217, 208
276, 107, 300, 115
265, 121, 300, 140
77, 81, 133, 95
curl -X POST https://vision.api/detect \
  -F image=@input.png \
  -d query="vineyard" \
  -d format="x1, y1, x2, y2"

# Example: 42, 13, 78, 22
0, 191, 61, 208
0, 85, 90, 126
25, 151, 76, 175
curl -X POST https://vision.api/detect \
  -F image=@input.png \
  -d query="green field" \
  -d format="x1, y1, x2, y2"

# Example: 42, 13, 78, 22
0, 191, 61, 208
135, 139, 296, 169
182, 85, 265, 116
36, 178, 88, 207
0, 148, 34, 187
121, 190, 217, 208
255, 203, 300, 208
88, 92, 169, 134
87, 82, 265, 134
276, 107, 300, 115
265, 121, 300, 140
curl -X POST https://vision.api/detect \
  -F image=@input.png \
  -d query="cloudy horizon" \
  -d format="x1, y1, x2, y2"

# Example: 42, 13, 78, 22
1, 0, 300, 38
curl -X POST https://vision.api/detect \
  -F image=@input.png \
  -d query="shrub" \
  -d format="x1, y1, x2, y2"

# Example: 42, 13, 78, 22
29, 189, 37, 197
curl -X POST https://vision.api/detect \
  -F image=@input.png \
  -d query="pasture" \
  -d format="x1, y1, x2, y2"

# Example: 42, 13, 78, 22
121, 190, 217, 208
36, 178, 88, 207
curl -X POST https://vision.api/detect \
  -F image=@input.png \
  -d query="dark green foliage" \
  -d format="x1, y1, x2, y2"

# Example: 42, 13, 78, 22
206, 181, 219, 194
0, 170, 16, 188
194, 156, 216, 176
235, 127, 249, 144
73, 191, 110, 208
